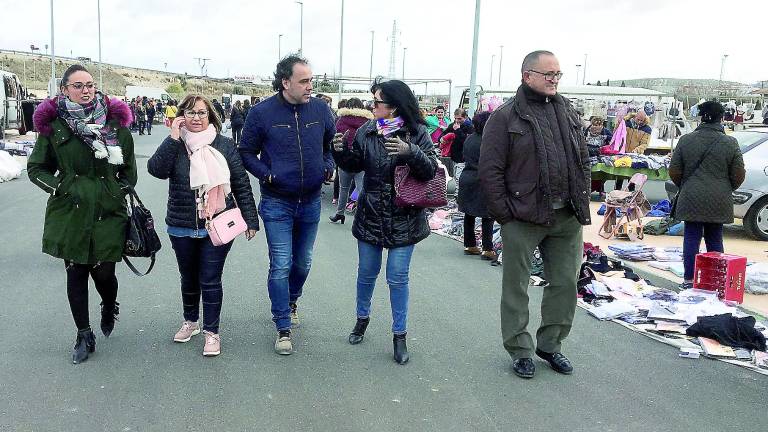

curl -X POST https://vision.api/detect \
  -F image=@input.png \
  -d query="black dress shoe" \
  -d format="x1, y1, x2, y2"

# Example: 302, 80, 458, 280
348, 317, 370, 345
535, 349, 573, 375
512, 358, 535, 379
100, 301, 119, 337
329, 214, 346, 224
72, 328, 96, 364
393, 333, 409, 365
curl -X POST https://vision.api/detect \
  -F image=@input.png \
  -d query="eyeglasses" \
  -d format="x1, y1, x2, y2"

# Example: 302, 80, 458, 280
526, 70, 563, 82
66, 82, 96, 91
183, 110, 209, 119
373, 99, 390, 107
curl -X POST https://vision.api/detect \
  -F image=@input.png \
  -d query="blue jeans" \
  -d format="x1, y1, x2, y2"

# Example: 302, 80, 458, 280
336, 169, 364, 215
356, 240, 415, 334
259, 194, 321, 331
683, 222, 724, 281
169, 236, 234, 333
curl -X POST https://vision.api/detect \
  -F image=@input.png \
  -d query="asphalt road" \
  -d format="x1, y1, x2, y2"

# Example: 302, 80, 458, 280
1, 127, 765, 432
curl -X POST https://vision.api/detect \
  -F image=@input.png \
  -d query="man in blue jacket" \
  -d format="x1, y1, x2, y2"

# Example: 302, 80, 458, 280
239, 55, 336, 355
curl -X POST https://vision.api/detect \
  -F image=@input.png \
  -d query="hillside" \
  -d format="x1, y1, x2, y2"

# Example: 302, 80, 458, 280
0, 50, 271, 101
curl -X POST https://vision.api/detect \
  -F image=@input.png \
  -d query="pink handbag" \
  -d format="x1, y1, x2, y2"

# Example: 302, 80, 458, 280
206, 206, 247, 246
393, 165, 448, 208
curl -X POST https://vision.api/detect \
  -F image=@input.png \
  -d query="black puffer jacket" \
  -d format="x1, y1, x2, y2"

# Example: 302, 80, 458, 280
147, 133, 259, 231
333, 121, 438, 248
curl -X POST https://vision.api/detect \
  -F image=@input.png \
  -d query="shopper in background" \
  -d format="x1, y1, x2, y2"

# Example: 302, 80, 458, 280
230, 100, 245, 144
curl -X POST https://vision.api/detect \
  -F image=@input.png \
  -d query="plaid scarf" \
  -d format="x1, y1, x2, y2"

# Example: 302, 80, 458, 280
57, 92, 122, 164
376, 116, 405, 137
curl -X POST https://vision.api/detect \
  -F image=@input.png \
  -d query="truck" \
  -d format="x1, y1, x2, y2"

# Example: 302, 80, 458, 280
1, 69, 32, 135
125, 85, 171, 102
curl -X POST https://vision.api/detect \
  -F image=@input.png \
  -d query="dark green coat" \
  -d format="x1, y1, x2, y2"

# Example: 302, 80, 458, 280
669, 123, 745, 224
28, 118, 137, 264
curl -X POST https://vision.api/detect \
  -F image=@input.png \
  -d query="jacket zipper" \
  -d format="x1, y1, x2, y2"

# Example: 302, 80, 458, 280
294, 109, 304, 203
36, 177, 57, 193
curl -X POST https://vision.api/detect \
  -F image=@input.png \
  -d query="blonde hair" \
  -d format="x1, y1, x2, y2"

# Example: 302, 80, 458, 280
178, 94, 223, 132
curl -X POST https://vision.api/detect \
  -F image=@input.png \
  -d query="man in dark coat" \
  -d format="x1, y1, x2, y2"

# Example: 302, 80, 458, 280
480, 50, 591, 379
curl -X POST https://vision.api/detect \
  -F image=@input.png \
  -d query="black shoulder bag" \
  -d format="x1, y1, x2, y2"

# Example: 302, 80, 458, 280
123, 186, 162, 276
670, 139, 717, 218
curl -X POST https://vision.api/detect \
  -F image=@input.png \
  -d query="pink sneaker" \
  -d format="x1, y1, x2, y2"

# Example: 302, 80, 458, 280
173, 321, 200, 343
203, 331, 221, 356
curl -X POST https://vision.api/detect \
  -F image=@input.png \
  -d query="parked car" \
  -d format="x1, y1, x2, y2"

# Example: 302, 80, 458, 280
665, 128, 768, 240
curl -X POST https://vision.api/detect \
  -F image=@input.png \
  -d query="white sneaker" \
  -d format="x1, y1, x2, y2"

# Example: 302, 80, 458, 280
173, 321, 200, 343
275, 333, 293, 355
202, 331, 221, 357
290, 303, 300, 328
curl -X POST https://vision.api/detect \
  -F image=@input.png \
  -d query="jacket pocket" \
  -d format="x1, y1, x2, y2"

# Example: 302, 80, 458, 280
505, 181, 539, 222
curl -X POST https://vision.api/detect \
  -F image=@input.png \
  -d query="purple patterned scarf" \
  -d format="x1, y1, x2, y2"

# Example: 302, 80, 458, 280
57, 92, 123, 164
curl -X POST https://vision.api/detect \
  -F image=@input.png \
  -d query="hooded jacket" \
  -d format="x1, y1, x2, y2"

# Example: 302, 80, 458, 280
239, 92, 336, 201
28, 96, 137, 264
335, 108, 374, 150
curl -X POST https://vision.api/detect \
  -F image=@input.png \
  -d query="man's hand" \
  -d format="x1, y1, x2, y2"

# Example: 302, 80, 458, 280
332, 132, 344, 152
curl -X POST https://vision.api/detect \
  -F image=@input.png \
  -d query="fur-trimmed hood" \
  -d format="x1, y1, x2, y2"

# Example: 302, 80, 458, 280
33, 95, 133, 137
336, 108, 374, 120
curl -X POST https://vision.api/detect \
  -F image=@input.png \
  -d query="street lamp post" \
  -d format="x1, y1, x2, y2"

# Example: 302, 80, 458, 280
490, 54, 495, 87
575, 64, 582, 86
719, 54, 729, 93
296, 1, 304, 56
49, 0, 56, 97
338, 0, 344, 106
30, 45, 40, 87
402, 47, 407, 80
498, 45, 503, 87
278, 34, 283, 61
369, 30, 374, 83
97, 0, 103, 91
582, 53, 588, 85
467, 0, 481, 116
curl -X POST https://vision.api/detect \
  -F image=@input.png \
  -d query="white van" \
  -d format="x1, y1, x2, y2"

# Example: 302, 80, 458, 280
1, 70, 25, 134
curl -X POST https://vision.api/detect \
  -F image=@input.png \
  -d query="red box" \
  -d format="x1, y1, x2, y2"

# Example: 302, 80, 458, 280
693, 252, 747, 304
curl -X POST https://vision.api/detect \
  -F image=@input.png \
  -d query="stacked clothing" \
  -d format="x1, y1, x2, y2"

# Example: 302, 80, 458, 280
608, 244, 657, 261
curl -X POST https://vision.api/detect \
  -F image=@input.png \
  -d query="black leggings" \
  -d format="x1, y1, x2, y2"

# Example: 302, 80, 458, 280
464, 215, 494, 251
65, 261, 119, 331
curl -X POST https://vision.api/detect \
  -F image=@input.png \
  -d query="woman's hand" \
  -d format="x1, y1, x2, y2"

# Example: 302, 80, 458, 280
246, 229, 258, 240
384, 136, 412, 156
170, 117, 186, 141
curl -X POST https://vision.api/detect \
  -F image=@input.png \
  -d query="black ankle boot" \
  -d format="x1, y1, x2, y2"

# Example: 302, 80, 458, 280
72, 328, 96, 364
348, 317, 370, 345
329, 214, 346, 224
100, 301, 119, 337
393, 333, 409, 365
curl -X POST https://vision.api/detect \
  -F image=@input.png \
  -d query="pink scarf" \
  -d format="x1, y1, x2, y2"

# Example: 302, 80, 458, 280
180, 125, 231, 219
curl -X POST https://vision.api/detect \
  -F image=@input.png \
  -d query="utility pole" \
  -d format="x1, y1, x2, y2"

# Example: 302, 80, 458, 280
337, 0, 344, 106
388, 21, 398, 79
468, 0, 481, 116
719, 54, 729, 94
49, 0, 56, 97
490, 54, 495, 88
278, 34, 283, 61
498, 45, 503, 87
575, 64, 582, 86
369, 30, 374, 83
194, 57, 211, 77
296, 1, 304, 56
402, 47, 407, 80
97, 0, 103, 89
582, 53, 588, 85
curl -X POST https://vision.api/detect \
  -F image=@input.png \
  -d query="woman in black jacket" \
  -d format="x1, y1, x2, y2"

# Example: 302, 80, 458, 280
230, 100, 245, 144
332, 80, 438, 365
457, 111, 495, 261
147, 95, 259, 357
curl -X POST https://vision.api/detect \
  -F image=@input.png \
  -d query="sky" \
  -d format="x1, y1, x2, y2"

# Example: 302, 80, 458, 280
2, 0, 766, 93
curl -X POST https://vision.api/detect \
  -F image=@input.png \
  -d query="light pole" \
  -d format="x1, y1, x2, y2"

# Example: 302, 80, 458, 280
49, 0, 56, 97
296, 1, 304, 56
278, 34, 283, 61
498, 45, 503, 87
467, 0, 481, 116
582, 53, 588, 85
490, 54, 495, 87
575, 64, 582, 86
30, 45, 40, 86
369, 30, 374, 83
195, 57, 211, 77
402, 47, 407, 80
337, 0, 344, 106
97, 0, 103, 90
719, 54, 729, 93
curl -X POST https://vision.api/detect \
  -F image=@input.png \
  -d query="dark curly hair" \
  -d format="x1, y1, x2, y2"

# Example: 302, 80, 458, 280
699, 101, 725, 124
272, 55, 309, 92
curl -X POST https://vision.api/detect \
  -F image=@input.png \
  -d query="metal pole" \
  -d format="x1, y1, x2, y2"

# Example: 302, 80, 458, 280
296, 2, 304, 56
719, 54, 728, 93
50, 0, 56, 97
467, 0, 481, 116
575, 65, 581, 86
490, 54, 495, 88
498, 45, 503, 87
402, 47, 407, 80
582, 53, 587, 85
97, 0, 103, 90
278, 34, 283, 61
337, 0, 344, 106
369, 30, 374, 83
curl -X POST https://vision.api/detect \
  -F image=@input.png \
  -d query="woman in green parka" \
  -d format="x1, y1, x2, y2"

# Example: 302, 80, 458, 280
28, 64, 137, 364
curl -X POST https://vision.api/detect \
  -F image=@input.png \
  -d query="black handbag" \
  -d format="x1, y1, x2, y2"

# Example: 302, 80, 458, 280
123, 186, 162, 276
